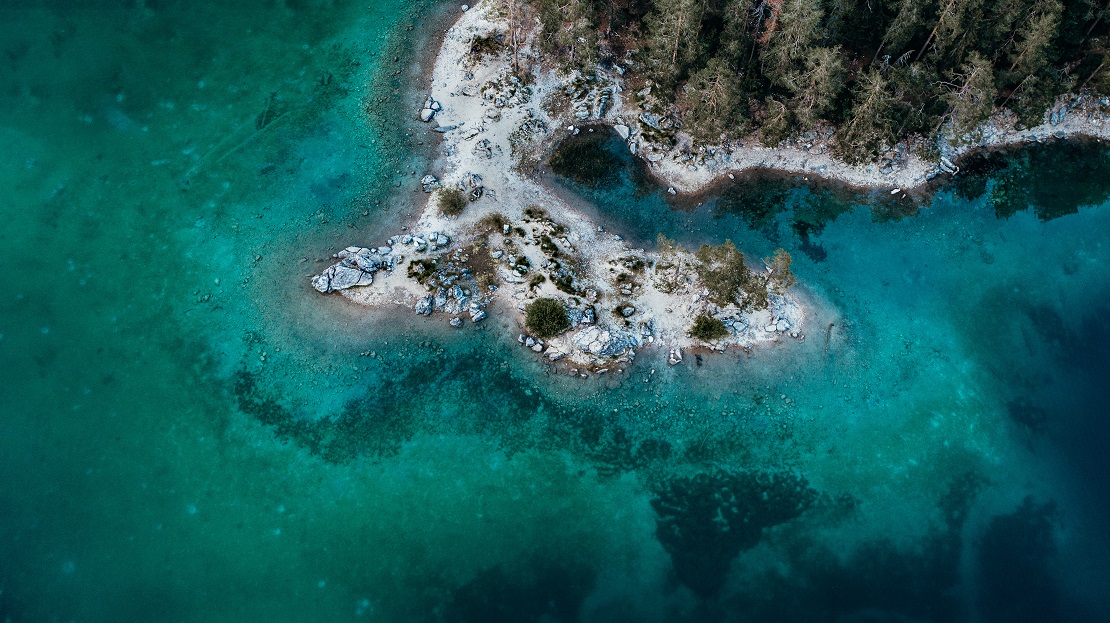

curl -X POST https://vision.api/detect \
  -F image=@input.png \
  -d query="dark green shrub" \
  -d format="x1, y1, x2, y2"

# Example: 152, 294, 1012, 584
689, 315, 729, 342
525, 297, 570, 339
438, 187, 468, 216
539, 234, 559, 256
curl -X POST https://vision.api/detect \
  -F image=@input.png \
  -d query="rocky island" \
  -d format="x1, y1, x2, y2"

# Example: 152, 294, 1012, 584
313, 0, 1109, 373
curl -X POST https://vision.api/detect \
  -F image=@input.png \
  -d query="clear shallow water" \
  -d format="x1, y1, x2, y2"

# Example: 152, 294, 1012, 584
1, 4, 1109, 622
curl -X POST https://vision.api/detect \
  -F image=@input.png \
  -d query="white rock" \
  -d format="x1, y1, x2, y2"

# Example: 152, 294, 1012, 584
312, 264, 372, 293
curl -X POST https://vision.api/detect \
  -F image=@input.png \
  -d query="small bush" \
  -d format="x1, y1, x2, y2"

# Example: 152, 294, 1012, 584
525, 297, 570, 339
539, 234, 559, 256
476, 212, 508, 233
689, 315, 729, 342
438, 187, 468, 216
553, 274, 578, 295
407, 258, 437, 284
523, 205, 549, 221
469, 34, 504, 59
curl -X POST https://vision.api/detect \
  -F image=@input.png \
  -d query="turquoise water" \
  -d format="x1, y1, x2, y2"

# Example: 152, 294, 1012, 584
2, 3, 1109, 621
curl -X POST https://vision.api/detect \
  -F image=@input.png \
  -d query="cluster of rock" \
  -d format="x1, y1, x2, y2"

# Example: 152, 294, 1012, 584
571, 324, 645, 359
415, 283, 488, 325
420, 175, 440, 192
399, 231, 450, 253
418, 96, 442, 123
481, 71, 532, 109
562, 73, 615, 120
518, 334, 561, 360
312, 246, 396, 293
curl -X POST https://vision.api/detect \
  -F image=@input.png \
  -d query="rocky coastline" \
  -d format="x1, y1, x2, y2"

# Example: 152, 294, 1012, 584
311, 0, 1106, 374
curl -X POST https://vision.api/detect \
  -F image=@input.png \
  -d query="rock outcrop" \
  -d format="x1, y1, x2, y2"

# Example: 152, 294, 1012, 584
571, 325, 642, 357
312, 246, 394, 293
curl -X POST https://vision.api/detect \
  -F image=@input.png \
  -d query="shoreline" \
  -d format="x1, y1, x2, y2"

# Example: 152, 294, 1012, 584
313, 1, 808, 373
611, 86, 1110, 196
311, 0, 1107, 374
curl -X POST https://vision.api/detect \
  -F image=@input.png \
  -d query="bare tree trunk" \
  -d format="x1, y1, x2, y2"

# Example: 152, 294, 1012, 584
1078, 60, 1105, 92
916, 0, 957, 61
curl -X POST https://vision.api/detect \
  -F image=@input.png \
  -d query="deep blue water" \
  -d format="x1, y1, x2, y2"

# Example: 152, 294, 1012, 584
1, 2, 1109, 621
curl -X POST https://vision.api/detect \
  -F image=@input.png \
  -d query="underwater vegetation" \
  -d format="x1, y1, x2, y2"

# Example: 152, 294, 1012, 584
651, 470, 819, 597
952, 140, 1110, 221
548, 132, 622, 188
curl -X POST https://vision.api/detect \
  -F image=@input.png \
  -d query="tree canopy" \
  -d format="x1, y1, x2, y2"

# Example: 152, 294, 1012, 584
532, 0, 1110, 158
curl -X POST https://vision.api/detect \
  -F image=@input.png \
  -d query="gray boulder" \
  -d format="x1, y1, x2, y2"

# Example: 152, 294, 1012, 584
572, 325, 642, 357
312, 246, 389, 293
312, 264, 373, 293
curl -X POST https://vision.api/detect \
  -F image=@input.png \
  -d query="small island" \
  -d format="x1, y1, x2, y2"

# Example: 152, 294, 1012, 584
313, 0, 1109, 372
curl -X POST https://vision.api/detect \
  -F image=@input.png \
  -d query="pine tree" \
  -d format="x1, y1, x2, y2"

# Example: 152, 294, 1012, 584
917, 0, 986, 62
942, 51, 997, 142
536, 0, 598, 68
761, 0, 824, 88
643, 0, 706, 89
1004, 0, 1062, 83
878, 0, 930, 59
835, 69, 898, 163
785, 45, 845, 127
678, 56, 746, 142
